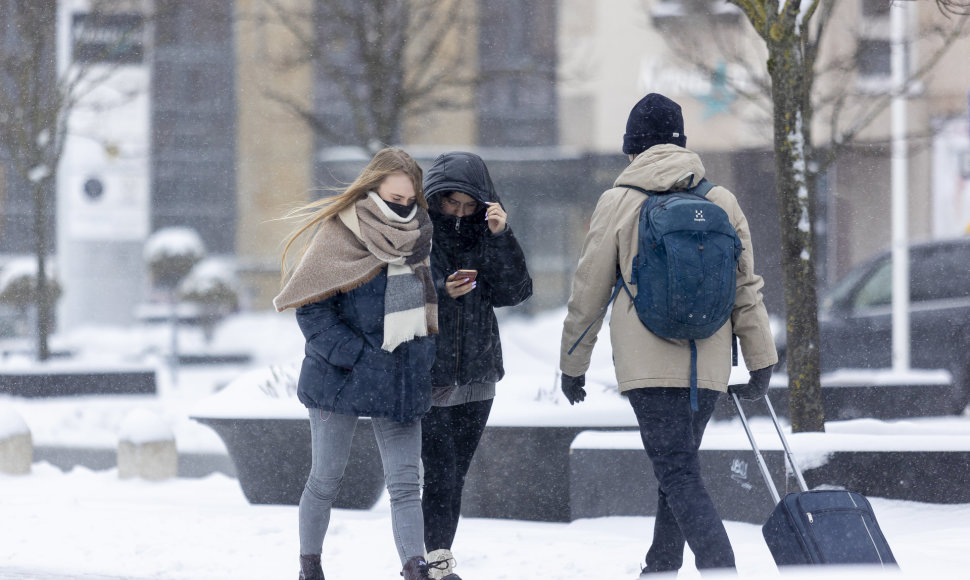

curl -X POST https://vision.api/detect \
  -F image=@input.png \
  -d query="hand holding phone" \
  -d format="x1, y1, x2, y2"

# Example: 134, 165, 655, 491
445, 270, 477, 299
456, 269, 478, 283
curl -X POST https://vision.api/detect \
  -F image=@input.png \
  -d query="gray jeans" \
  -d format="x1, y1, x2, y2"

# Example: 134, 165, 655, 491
299, 409, 424, 564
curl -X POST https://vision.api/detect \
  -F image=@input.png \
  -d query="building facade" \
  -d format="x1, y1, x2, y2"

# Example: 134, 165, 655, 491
2, 0, 968, 329
151, 0, 237, 254
557, 0, 970, 311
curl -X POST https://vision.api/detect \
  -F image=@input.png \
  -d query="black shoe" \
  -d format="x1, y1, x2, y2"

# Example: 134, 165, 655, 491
401, 556, 432, 580
298, 554, 324, 580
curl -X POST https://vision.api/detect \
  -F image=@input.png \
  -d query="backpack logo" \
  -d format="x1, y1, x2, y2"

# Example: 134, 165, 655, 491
694, 209, 705, 222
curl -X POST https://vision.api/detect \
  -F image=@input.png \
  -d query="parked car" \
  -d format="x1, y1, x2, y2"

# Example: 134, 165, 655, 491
783, 237, 970, 414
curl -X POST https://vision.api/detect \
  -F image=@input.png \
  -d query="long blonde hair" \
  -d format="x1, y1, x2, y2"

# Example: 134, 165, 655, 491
279, 147, 426, 285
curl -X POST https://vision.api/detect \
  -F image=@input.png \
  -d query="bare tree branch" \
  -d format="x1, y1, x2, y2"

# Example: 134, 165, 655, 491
935, 0, 970, 17
248, 0, 480, 150
815, 10, 970, 173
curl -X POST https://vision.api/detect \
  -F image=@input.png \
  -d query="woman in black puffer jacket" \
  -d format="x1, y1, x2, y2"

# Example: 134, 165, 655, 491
420, 152, 532, 579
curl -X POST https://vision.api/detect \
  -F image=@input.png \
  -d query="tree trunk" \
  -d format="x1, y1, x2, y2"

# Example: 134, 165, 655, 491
767, 36, 825, 432
31, 179, 51, 361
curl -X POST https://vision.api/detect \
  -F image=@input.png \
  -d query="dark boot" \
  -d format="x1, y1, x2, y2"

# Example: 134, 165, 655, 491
299, 554, 324, 580
401, 556, 432, 580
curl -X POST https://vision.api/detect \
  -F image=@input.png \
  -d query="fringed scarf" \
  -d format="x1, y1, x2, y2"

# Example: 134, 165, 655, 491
274, 192, 437, 351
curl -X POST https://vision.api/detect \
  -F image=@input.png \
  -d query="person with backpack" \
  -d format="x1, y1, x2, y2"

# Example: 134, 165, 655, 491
559, 93, 778, 576
273, 148, 438, 580
420, 151, 533, 580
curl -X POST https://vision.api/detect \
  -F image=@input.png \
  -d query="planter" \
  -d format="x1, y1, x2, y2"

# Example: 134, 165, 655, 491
460, 425, 630, 522
191, 365, 392, 508
193, 414, 631, 521
192, 416, 384, 508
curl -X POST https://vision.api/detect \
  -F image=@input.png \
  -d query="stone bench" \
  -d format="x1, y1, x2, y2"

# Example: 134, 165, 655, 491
713, 369, 954, 421
569, 420, 970, 524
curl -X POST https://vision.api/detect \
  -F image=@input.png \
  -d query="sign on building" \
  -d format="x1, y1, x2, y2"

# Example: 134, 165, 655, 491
56, 2, 150, 329
71, 12, 144, 64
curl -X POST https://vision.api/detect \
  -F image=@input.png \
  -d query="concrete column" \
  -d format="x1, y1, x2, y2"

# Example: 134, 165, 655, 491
0, 404, 32, 475
117, 408, 177, 480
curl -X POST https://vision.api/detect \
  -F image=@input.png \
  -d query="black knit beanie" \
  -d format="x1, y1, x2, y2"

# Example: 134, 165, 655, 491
622, 93, 687, 155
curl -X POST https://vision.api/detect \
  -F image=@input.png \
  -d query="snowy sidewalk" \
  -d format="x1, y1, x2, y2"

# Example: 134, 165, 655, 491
0, 569, 154, 579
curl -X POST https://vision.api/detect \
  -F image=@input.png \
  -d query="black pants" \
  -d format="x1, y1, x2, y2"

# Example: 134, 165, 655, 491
420, 398, 493, 551
628, 387, 735, 572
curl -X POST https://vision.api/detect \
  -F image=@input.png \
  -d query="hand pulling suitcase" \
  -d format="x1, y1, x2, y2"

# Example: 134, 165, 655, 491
732, 393, 897, 567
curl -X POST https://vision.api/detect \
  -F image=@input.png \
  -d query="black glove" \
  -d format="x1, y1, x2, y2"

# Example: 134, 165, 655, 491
561, 373, 587, 405
729, 366, 773, 401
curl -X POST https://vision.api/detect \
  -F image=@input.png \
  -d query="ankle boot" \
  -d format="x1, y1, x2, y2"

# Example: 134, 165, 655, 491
299, 554, 325, 580
401, 555, 432, 580
426, 548, 461, 580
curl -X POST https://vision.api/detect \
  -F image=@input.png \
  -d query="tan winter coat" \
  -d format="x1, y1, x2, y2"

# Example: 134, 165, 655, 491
560, 145, 778, 394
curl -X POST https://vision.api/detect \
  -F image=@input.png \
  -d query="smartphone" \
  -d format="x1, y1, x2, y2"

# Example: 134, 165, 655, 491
456, 269, 478, 283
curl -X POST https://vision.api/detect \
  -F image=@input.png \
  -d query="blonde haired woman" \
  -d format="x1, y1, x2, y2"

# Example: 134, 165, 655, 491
274, 148, 437, 580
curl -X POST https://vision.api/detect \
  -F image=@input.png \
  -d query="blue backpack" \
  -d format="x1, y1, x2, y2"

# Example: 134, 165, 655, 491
569, 178, 742, 410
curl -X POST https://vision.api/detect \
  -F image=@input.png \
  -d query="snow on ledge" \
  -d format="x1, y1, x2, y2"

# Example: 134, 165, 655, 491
118, 409, 173, 445
190, 364, 306, 420
0, 403, 30, 439
770, 368, 953, 387
572, 414, 970, 472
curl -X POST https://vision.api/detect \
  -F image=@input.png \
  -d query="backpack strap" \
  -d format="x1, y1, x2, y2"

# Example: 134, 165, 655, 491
567, 270, 625, 355
690, 178, 716, 197
616, 183, 653, 196
689, 339, 699, 412
617, 178, 716, 198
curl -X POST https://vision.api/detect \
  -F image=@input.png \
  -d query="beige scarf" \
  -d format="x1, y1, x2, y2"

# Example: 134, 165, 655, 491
274, 193, 437, 351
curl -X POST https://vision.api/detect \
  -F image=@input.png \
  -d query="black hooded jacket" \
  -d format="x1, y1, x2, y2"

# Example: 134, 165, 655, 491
423, 152, 533, 389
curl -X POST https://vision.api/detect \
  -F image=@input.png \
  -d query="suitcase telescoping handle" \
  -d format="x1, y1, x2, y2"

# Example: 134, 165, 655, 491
731, 393, 809, 504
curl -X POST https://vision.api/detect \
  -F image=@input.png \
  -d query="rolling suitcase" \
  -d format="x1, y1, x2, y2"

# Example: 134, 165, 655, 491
732, 393, 897, 567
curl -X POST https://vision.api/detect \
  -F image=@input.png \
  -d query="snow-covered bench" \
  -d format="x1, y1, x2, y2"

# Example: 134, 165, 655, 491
569, 416, 970, 524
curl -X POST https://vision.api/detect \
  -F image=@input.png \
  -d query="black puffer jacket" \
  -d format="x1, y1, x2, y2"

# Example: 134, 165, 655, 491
423, 152, 533, 389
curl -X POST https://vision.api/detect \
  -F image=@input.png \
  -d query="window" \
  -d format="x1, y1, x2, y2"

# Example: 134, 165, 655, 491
862, 0, 891, 17
651, 0, 743, 26
852, 259, 892, 309
845, 243, 970, 310
857, 38, 892, 78
911, 245, 970, 302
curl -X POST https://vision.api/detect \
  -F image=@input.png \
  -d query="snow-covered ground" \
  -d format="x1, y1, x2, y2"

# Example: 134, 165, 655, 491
2, 308, 970, 578
3, 462, 968, 579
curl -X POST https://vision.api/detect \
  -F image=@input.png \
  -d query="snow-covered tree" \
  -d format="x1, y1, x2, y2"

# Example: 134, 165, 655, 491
715, 0, 970, 432
0, 257, 62, 338
178, 259, 240, 343
144, 227, 205, 291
